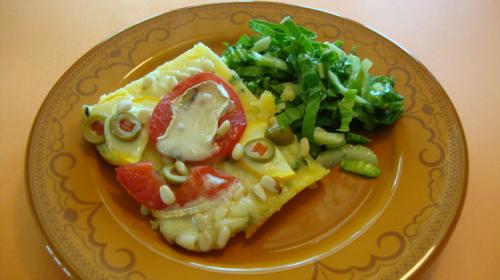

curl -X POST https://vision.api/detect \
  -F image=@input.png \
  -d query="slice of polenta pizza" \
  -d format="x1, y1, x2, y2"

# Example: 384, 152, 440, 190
82, 43, 329, 252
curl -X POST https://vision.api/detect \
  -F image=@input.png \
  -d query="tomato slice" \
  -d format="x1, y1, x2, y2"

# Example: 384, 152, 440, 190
148, 72, 247, 164
116, 162, 167, 210
175, 166, 237, 206
116, 162, 237, 209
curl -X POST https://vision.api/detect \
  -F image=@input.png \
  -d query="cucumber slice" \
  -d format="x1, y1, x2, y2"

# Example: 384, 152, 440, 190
341, 144, 378, 165
316, 148, 344, 168
313, 127, 345, 148
316, 144, 378, 169
340, 159, 381, 178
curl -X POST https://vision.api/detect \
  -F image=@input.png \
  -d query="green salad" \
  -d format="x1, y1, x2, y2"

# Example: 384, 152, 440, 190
222, 17, 404, 178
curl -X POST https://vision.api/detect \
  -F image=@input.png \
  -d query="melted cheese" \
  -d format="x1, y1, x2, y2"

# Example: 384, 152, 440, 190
156, 81, 230, 161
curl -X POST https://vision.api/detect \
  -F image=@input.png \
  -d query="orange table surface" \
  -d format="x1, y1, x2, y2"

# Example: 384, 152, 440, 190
1, 0, 499, 279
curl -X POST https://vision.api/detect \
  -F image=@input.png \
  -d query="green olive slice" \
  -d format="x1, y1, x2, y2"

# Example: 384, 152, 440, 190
110, 112, 141, 141
162, 164, 187, 185
244, 138, 276, 162
265, 124, 295, 145
82, 114, 106, 144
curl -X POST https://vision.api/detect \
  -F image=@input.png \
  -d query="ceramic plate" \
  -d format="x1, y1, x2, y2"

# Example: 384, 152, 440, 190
27, 2, 468, 279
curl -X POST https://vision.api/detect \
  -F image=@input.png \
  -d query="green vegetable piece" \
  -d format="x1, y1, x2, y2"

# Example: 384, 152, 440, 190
276, 104, 305, 128
82, 113, 106, 144
350, 45, 358, 55
346, 132, 371, 144
244, 138, 276, 162
337, 89, 356, 132
313, 127, 345, 148
346, 54, 361, 89
238, 66, 264, 78
317, 62, 326, 79
316, 143, 378, 169
251, 51, 288, 71
265, 125, 295, 145
340, 159, 381, 178
252, 36, 272, 52
110, 112, 141, 141
328, 70, 349, 95
341, 144, 378, 165
316, 148, 344, 168
327, 41, 345, 55
360, 59, 373, 95
302, 95, 322, 141
328, 70, 373, 112
162, 164, 187, 185
358, 76, 405, 129
290, 158, 307, 171
249, 19, 285, 37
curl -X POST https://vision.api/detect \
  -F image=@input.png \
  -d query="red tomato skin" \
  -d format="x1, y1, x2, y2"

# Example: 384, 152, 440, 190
174, 166, 237, 206
148, 72, 247, 164
115, 162, 167, 210
90, 120, 104, 135
115, 162, 237, 210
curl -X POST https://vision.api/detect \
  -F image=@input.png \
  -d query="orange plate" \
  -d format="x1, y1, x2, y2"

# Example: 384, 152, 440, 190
26, 2, 468, 279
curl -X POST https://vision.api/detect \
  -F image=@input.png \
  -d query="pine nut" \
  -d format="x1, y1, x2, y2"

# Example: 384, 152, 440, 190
299, 137, 310, 157
198, 59, 215, 72
116, 100, 132, 112
186, 66, 202, 75
142, 75, 154, 89
176, 122, 186, 131
193, 214, 209, 231
198, 231, 213, 252
138, 108, 151, 125
280, 83, 296, 102
140, 205, 150, 216
175, 71, 190, 80
260, 175, 278, 193
214, 206, 228, 220
159, 185, 176, 205
225, 217, 249, 230
268, 116, 278, 126
232, 184, 246, 200
176, 233, 197, 250
231, 143, 244, 161
174, 160, 188, 176
216, 120, 231, 137
214, 221, 224, 233
162, 75, 178, 91
252, 184, 267, 201
216, 226, 230, 249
